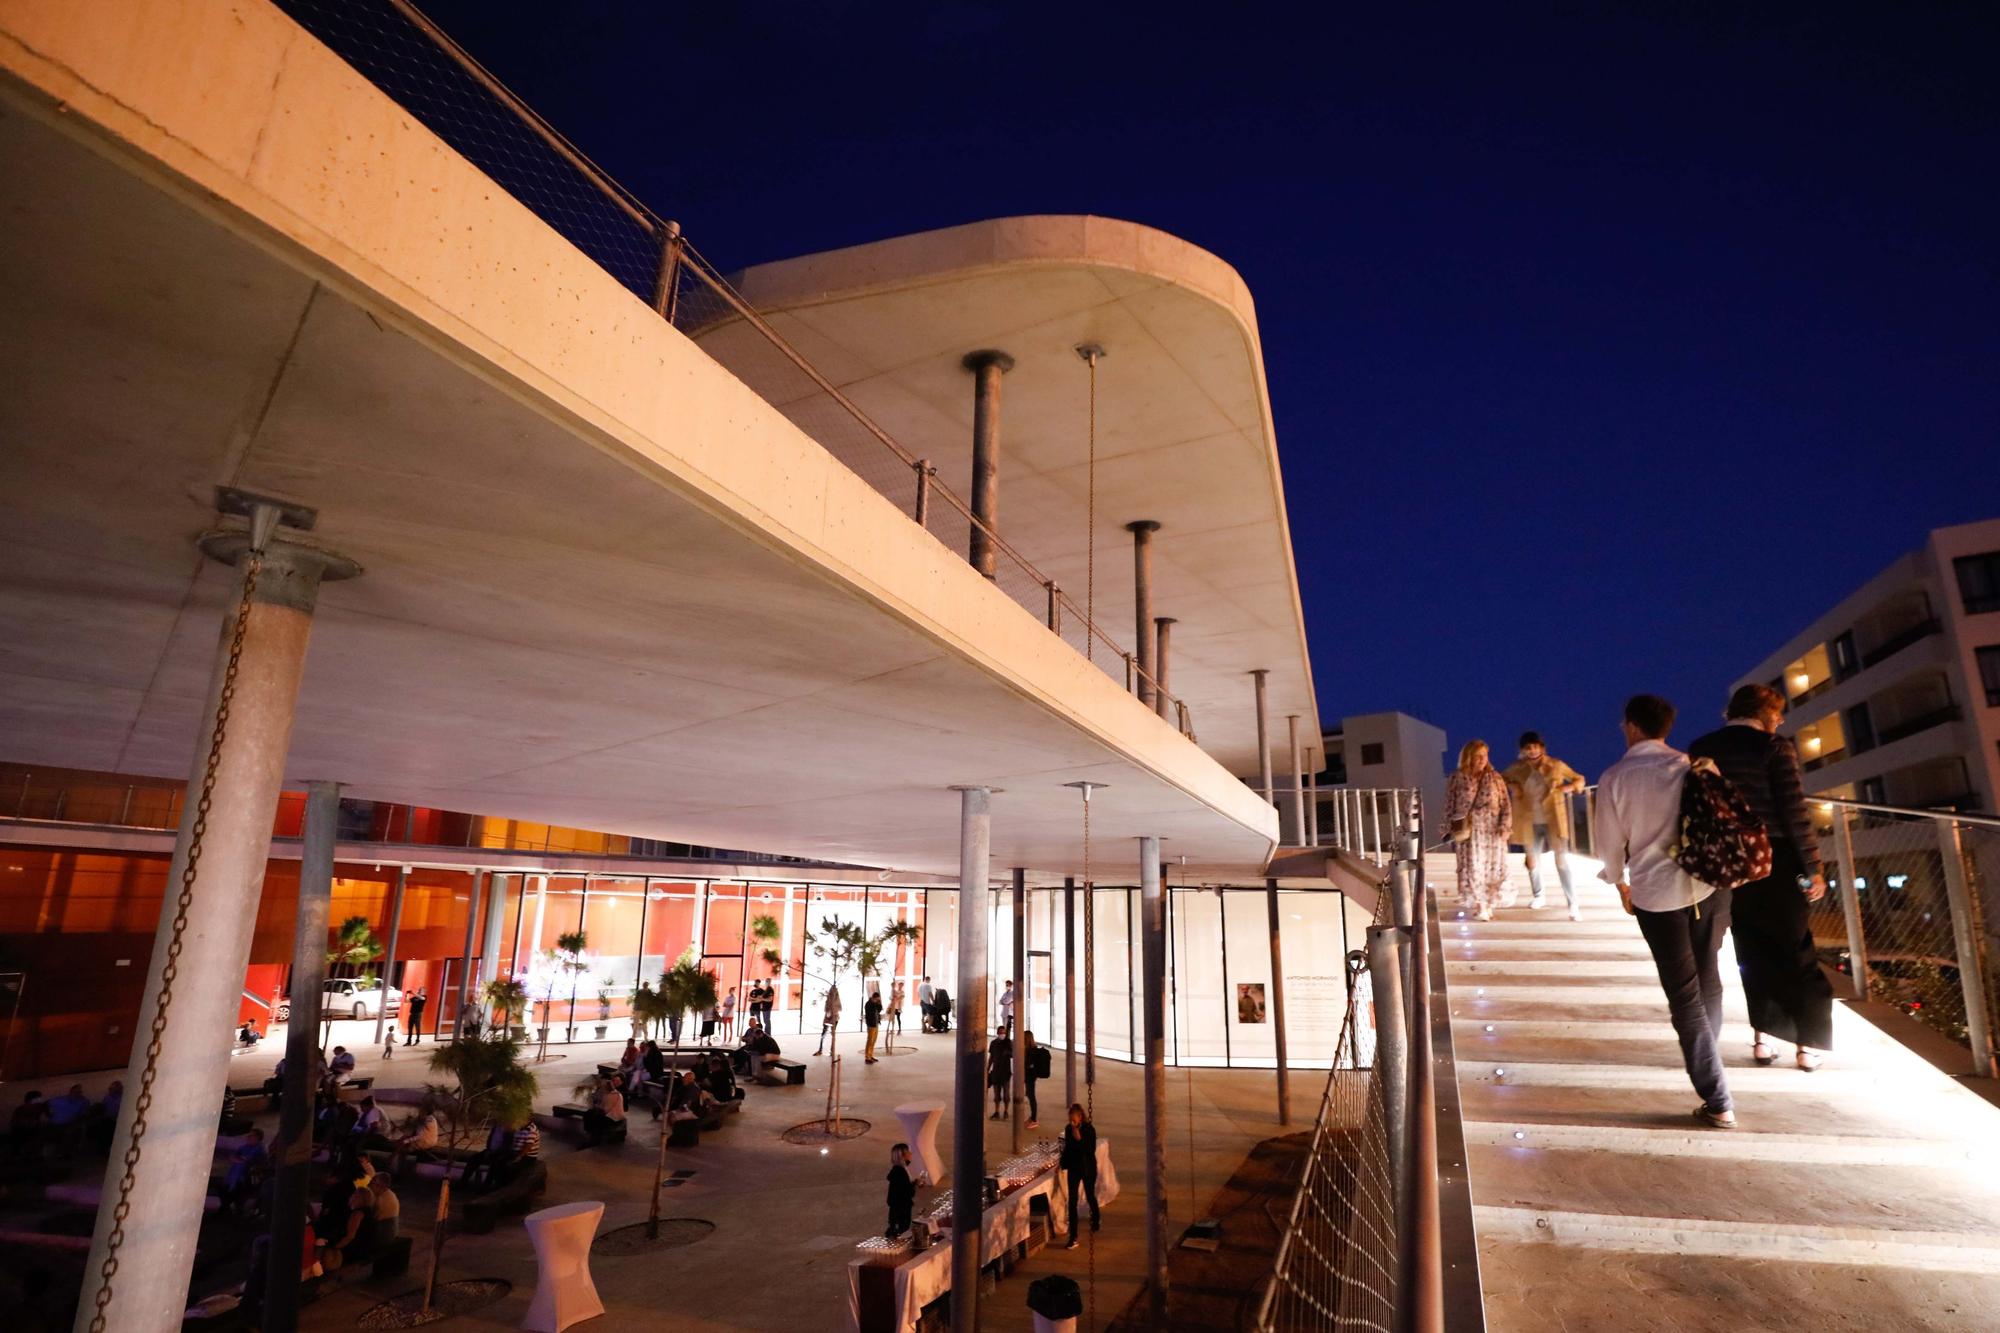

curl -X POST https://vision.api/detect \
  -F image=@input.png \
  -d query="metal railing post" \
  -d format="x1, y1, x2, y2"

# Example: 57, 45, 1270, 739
1833, 807, 1868, 1001
1396, 844, 1443, 1332
913, 458, 932, 528
1937, 819, 1996, 1078
651, 218, 684, 321
1368, 923, 1411, 1239
1124, 653, 1136, 693
1045, 580, 1061, 633
1370, 790, 1384, 861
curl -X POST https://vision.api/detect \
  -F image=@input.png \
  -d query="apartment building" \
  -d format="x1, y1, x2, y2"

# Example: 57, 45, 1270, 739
1735, 518, 2000, 814
1313, 711, 1449, 834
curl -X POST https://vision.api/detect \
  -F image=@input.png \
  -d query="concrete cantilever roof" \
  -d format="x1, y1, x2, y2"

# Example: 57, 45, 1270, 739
0, 0, 1281, 880
701, 217, 1320, 782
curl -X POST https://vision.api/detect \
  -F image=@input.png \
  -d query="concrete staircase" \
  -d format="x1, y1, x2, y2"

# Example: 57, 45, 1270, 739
1434, 852, 2000, 1332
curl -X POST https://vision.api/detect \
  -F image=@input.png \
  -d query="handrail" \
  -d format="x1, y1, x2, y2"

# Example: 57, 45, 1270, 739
1816, 794, 2000, 831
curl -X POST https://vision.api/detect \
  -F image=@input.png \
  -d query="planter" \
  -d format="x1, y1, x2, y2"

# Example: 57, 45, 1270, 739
510, 1024, 528, 1041
594, 1024, 609, 1040
535, 1027, 550, 1044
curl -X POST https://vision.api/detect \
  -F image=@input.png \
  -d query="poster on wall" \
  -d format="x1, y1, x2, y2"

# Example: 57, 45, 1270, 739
1286, 973, 1346, 1037
1235, 982, 1267, 1024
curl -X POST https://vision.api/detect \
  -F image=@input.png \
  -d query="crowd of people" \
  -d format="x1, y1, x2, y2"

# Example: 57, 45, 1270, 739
1455, 687, 1838, 1131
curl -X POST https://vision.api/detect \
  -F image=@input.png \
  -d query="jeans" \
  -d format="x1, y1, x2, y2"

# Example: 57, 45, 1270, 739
1634, 890, 1733, 1113
1524, 824, 1575, 906
1025, 1076, 1039, 1122
1067, 1171, 1100, 1235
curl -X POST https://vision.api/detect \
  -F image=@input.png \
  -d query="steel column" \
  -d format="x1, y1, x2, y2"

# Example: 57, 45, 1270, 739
455, 871, 484, 1039
1834, 808, 1868, 1001
950, 787, 992, 1333
269, 779, 340, 1333
1128, 521, 1161, 706
1063, 876, 1077, 1112
963, 351, 1013, 578
1397, 852, 1444, 1332
1153, 617, 1176, 720
1287, 715, 1305, 847
1367, 923, 1411, 1228
1251, 669, 1273, 806
1011, 866, 1026, 1152
80, 533, 335, 1333
1139, 837, 1168, 1327
1938, 819, 1995, 1078
1266, 877, 1290, 1126
1306, 753, 1319, 847
373, 865, 409, 1047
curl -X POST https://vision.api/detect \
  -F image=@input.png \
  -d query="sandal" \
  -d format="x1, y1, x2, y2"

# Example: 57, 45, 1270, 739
1796, 1047, 1821, 1072
1751, 1039, 1776, 1067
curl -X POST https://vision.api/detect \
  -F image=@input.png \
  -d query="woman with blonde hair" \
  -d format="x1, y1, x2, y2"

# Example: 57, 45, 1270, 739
1445, 740, 1513, 920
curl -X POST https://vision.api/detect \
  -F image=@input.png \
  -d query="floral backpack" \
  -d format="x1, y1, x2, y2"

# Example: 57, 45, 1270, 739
1673, 757, 1772, 890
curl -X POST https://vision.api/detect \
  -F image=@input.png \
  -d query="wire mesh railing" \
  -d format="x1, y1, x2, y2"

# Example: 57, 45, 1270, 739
1259, 857, 1397, 1330
271, 0, 1197, 738
1261, 795, 1475, 1332
1813, 799, 2000, 1073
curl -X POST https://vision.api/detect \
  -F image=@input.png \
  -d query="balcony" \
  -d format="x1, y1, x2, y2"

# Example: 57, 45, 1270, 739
1876, 704, 1963, 748
1787, 676, 1837, 710
1861, 618, 1943, 670
1802, 746, 1850, 774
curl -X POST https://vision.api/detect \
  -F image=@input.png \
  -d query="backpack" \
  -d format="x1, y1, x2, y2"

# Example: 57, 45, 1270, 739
1673, 757, 1772, 890
1031, 1044, 1052, 1078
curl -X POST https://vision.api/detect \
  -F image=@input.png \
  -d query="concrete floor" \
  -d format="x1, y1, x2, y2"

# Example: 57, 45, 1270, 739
1444, 853, 2000, 1332
237, 1022, 1300, 1331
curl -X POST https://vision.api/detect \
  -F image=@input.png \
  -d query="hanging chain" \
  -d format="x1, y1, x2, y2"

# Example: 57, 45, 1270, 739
90, 550, 264, 1332
1084, 350, 1098, 665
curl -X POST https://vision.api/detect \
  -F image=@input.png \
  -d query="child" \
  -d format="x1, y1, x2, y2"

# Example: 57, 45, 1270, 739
886, 1143, 916, 1238
382, 1024, 396, 1061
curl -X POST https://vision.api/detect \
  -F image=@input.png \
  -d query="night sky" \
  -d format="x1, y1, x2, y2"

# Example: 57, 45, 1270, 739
415, 1, 1996, 778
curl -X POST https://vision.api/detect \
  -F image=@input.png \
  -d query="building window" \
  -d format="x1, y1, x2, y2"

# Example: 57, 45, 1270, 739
1360, 743, 1385, 766
1831, 631, 1858, 681
1845, 701, 1876, 755
1955, 552, 2000, 615
1977, 646, 2000, 707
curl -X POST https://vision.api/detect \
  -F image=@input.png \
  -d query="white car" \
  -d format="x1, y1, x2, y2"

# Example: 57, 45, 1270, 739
321, 977, 402, 1020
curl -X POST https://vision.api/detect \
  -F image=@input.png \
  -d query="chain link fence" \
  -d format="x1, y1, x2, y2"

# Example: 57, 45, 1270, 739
272, 0, 1197, 736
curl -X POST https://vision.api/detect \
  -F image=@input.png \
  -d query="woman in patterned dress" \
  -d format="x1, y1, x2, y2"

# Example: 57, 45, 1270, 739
1445, 740, 1513, 921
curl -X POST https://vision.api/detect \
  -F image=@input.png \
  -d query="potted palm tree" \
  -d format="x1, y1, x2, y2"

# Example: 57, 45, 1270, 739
324, 914, 384, 1044
483, 976, 529, 1042
594, 979, 615, 1041
650, 955, 718, 1239
552, 930, 589, 1041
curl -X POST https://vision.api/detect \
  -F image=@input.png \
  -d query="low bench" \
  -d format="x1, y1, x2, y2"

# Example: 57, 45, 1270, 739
763, 1058, 807, 1086
460, 1159, 548, 1235
547, 1103, 627, 1145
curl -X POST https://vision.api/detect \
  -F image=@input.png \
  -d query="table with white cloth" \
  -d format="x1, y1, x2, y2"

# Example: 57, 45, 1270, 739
523, 1200, 605, 1332
845, 1138, 1118, 1333
893, 1101, 946, 1186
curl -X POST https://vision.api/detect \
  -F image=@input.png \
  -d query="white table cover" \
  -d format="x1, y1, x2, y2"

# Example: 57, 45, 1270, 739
846, 1139, 1117, 1333
892, 1102, 946, 1186
523, 1200, 605, 1332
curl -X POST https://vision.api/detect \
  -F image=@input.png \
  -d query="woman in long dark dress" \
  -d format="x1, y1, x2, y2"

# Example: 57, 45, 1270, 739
1688, 684, 1834, 1070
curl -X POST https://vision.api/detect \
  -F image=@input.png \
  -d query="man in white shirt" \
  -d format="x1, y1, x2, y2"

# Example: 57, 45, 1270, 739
1596, 694, 1735, 1129
998, 981, 1016, 1032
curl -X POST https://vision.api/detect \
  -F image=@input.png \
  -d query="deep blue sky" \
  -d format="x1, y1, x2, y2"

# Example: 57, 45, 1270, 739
419, 1, 1996, 777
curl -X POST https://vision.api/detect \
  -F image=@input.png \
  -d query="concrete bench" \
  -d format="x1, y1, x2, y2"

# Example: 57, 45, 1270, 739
764, 1058, 807, 1086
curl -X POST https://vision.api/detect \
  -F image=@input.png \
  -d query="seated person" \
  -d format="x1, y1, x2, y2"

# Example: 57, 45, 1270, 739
47, 1084, 92, 1152
352, 1095, 389, 1147
704, 1053, 739, 1103
582, 1076, 626, 1145
732, 1022, 780, 1075
237, 1020, 262, 1048
313, 1164, 375, 1271
328, 1046, 357, 1079
671, 1069, 716, 1120
462, 1119, 515, 1192
9, 1090, 50, 1156
928, 988, 952, 1033
367, 1171, 401, 1243
389, 1107, 441, 1168
88, 1079, 124, 1153
222, 1128, 269, 1213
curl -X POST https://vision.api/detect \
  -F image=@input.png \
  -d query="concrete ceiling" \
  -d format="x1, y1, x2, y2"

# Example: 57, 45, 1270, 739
0, 40, 1280, 880
704, 217, 1321, 780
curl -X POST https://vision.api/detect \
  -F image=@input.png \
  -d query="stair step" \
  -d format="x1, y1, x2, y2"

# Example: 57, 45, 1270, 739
1447, 960, 1660, 978
1475, 1206, 2000, 1274
1465, 1062, 1882, 1092
1463, 1119, 1990, 1166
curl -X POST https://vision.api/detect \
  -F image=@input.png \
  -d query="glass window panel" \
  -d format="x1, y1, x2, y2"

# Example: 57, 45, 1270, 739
1221, 889, 1278, 1067
1279, 889, 1354, 1068
1088, 887, 1133, 1061
1170, 887, 1229, 1065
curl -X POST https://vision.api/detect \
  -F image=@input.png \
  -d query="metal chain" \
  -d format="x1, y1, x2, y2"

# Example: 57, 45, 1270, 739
89, 551, 263, 1332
